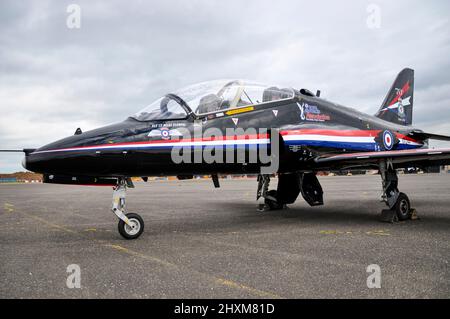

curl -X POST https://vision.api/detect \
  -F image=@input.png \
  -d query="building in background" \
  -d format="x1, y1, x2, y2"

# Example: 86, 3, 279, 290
0, 172, 43, 183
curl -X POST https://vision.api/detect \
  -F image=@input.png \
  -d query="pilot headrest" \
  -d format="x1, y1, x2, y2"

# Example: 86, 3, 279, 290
197, 94, 222, 114
263, 87, 281, 102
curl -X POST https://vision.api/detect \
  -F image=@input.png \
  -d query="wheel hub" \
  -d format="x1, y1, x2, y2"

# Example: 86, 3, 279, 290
399, 199, 409, 214
124, 218, 140, 235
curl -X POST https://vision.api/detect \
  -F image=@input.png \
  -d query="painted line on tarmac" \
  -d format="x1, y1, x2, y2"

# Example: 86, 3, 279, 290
12, 205, 282, 298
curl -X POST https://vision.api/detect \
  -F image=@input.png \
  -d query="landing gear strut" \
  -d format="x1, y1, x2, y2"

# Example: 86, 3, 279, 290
112, 178, 144, 239
379, 160, 412, 221
256, 175, 284, 211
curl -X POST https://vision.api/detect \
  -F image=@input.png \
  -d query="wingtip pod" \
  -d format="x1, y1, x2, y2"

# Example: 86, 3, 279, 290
376, 68, 414, 126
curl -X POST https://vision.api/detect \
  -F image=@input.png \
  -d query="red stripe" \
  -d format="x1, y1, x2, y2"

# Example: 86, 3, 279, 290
281, 129, 381, 137
396, 133, 419, 143
78, 184, 116, 187
388, 81, 410, 106
281, 129, 421, 144
39, 130, 423, 153
38, 133, 270, 153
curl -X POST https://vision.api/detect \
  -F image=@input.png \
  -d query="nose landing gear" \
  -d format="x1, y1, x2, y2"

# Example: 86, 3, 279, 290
256, 175, 285, 211
112, 178, 144, 239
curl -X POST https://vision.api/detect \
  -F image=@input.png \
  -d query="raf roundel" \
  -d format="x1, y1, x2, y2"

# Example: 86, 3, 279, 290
160, 127, 170, 140
383, 130, 394, 150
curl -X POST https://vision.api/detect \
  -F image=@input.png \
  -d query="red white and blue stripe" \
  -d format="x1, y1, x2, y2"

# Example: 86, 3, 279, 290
280, 129, 422, 151
32, 129, 423, 154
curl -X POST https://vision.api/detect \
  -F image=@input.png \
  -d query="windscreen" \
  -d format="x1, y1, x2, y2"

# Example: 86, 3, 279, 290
132, 95, 188, 121
132, 80, 294, 120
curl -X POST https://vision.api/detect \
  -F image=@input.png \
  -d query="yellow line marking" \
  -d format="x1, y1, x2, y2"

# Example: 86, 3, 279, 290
4, 203, 15, 213
105, 243, 280, 298
14, 208, 281, 298
319, 229, 390, 236
319, 230, 353, 235
105, 244, 178, 268
215, 278, 280, 299
366, 229, 390, 236
19, 211, 78, 234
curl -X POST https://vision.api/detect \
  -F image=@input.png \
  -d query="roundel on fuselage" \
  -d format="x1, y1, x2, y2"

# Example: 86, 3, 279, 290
382, 130, 394, 150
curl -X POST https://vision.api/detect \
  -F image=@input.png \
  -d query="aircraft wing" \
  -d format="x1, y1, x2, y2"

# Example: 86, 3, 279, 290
314, 148, 450, 170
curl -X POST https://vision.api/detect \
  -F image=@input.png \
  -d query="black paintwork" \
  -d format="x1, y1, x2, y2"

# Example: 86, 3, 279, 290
24, 91, 424, 178
24, 68, 450, 182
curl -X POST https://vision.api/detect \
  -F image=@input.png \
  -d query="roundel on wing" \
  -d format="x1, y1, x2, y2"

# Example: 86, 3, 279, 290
383, 130, 394, 150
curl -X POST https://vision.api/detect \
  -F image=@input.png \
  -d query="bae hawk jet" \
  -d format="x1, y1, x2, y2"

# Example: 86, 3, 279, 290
2, 68, 450, 239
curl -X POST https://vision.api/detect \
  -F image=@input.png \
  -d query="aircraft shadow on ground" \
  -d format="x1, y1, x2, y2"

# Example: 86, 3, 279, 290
177, 200, 450, 234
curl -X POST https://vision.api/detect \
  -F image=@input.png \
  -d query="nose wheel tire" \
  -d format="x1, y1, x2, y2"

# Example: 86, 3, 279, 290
118, 213, 144, 239
395, 192, 411, 221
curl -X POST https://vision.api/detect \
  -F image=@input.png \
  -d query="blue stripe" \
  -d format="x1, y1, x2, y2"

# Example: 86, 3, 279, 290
285, 140, 420, 151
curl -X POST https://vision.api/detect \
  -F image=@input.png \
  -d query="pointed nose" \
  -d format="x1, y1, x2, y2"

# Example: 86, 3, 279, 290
21, 156, 28, 170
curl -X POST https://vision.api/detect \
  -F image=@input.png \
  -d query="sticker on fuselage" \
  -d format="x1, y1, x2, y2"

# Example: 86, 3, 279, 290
149, 122, 186, 129
148, 128, 183, 140
297, 102, 330, 122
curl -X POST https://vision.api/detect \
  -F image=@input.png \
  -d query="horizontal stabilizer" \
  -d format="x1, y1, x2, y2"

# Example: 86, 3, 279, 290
0, 148, 36, 155
407, 131, 450, 142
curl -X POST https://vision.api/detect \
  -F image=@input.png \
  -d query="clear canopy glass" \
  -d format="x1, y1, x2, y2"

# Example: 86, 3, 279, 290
132, 80, 294, 121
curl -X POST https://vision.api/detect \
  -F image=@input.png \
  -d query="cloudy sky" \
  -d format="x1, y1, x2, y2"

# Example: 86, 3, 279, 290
0, 0, 449, 172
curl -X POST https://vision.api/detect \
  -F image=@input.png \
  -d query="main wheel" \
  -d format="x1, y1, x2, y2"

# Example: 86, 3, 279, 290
395, 193, 411, 221
265, 190, 284, 210
118, 213, 144, 239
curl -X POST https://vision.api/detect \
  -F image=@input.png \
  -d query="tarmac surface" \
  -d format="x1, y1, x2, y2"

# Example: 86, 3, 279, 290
0, 174, 449, 298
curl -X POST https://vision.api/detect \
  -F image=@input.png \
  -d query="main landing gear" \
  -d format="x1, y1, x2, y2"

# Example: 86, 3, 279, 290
112, 178, 144, 239
256, 172, 324, 211
379, 160, 413, 222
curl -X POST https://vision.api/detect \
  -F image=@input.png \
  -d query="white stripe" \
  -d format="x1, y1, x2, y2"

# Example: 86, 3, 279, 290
283, 134, 422, 146
398, 138, 422, 146
381, 96, 411, 111
283, 134, 375, 143
33, 138, 270, 154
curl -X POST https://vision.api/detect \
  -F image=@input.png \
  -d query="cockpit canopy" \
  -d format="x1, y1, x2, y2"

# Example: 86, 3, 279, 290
132, 80, 295, 121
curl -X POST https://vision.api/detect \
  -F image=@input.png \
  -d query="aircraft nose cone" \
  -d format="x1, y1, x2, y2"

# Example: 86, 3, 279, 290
21, 157, 28, 170
22, 152, 52, 174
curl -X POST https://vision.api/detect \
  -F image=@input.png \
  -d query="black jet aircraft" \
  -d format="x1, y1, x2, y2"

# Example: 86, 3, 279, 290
2, 68, 450, 239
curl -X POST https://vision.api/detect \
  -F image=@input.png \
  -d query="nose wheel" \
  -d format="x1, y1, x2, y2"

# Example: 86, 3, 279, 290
112, 178, 145, 239
118, 213, 144, 240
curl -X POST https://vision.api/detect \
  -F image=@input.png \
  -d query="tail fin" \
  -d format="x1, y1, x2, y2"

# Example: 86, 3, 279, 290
375, 68, 414, 125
